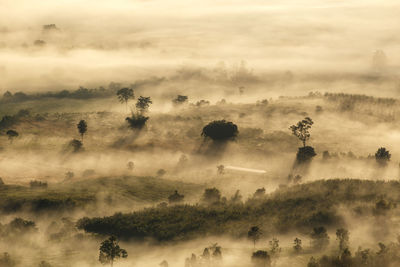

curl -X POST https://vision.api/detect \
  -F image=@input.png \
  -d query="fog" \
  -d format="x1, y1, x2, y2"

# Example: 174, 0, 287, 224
1, 0, 400, 266
1, 0, 400, 91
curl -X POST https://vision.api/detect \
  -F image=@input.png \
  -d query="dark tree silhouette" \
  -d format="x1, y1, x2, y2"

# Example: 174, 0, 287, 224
6, 130, 18, 143
230, 190, 242, 204
269, 238, 281, 258
172, 95, 188, 105
201, 120, 238, 141
157, 169, 166, 177
127, 161, 134, 171
68, 139, 83, 153
3, 91, 12, 98
125, 112, 149, 129
307, 257, 319, 267
253, 188, 266, 199
168, 190, 184, 204
77, 120, 87, 142
375, 147, 391, 166
136, 96, 152, 113
65, 171, 74, 180
99, 236, 127, 267
202, 188, 221, 205
217, 165, 225, 175
202, 248, 210, 262
212, 246, 222, 261
336, 228, 349, 252
310, 227, 330, 251
248, 226, 262, 248
116, 88, 134, 112
251, 250, 271, 267
290, 117, 314, 147
293, 238, 302, 253
296, 146, 317, 164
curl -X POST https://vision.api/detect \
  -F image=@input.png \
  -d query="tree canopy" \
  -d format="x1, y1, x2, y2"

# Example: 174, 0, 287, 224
201, 120, 238, 141
290, 117, 313, 147
77, 120, 87, 142
375, 147, 391, 166
99, 236, 127, 266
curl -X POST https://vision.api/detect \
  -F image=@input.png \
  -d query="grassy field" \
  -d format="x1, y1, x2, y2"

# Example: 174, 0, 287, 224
0, 176, 203, 214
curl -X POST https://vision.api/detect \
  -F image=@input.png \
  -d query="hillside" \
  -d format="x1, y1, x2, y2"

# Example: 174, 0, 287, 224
77, 179, 399, 242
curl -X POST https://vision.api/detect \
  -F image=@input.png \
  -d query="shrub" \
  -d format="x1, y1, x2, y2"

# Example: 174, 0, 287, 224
296, 146, 317, 164
126, 113, 149, 129
201, 120, 238, 141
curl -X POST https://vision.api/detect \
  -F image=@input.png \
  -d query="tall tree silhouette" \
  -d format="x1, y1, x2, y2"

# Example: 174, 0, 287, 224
116, 88, 134, 112
290, 117, 313, 147
99, 236, 127, 267
77, 120, 87, 143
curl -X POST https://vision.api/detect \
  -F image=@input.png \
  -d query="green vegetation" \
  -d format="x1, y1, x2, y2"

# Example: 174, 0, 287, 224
77, 179, 400, 242
0, 176, 201, 213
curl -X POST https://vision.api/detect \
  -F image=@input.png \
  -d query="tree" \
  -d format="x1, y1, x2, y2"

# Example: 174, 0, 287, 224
3, 91, 12, 98
230, 190, 242, 204
293, 238, 302, 253
307, 257, 320, 267
116, 88, 134, 112
336, 228, 349, 252
157, 169, 166, 177
77, 120, 87, 142
290, 117, 314, 147
375, 147, 391, 166
6, 130, 18, 143
172, 95, 188, 106
217, 165, 225, 175
269, 238, 281, 258
201, 120, 238, 141
65, 171, 74, 180
99, 236, 127, 267
202, 188, 221, 205
251, 250, 271, 267
253, 188, 266, 199
212, 246, 222, 261
202, 248, 210, 262
0, 252, 15, 267
136, 96, 152, 113
126, 112, 149, 130
68, 139, 83, 153
248, 226, 262, 248
159, 260, 169, 267
127, 161, 134, 171
168, 190, 184, 204
310, 227, 330, 251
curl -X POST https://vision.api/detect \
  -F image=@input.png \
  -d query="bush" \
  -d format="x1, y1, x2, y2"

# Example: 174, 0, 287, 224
201, 120, 238, 141
202, 188, 221, 205
126, 113, 149, 129
168, 190, 184, 204
251, 250, 271, 267
375, 147, 391, 166
296, 146, 317, 164
30, 180, 48, 189
68, 139, 83, 153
